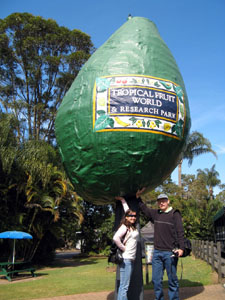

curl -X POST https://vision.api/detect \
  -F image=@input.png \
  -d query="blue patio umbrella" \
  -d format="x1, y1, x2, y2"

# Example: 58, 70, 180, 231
0, 231, 33, 264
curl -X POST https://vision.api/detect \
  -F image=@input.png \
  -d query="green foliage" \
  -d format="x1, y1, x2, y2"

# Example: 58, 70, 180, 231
79, 201, 114, 254
178, 130, 217, 187
0, 12, 94, 263
0, 114, 84, 262
0, 113, 19, 174
197, 164, 221, 200
216, 189, 225, 204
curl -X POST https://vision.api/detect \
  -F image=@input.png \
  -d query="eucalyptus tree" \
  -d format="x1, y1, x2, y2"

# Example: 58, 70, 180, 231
0, 113, 20, 232
181, 173, 208, 204
178, 131, 217, 187
0, 12, 94, 143
0, 13, 94, 259
0, 113, 18, 174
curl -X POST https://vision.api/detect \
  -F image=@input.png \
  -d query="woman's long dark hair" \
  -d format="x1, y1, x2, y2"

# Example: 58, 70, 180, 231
119, 209, 137, 230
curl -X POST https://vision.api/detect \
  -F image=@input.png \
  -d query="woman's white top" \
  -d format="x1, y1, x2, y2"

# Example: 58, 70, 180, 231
113, 224, 139, 261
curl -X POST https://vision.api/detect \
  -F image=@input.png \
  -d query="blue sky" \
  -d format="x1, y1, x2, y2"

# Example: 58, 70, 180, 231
1, 0, 225, 195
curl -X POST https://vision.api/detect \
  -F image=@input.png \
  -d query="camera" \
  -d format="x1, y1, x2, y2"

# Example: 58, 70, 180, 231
171, 248, 179, 257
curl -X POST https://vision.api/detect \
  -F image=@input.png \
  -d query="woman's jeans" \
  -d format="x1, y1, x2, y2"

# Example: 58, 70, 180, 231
117, 259, 134, 300
152, 249, 179, 300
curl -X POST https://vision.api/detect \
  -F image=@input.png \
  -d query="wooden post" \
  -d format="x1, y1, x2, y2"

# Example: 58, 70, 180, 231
195, 239, 198, 258
201, 240, 204, 260
202, 240, 205, 260
197, 240, 200, 258
198, 240, 201, 258
114, 196, 144, 300
203, 240, 206, 261
217, 242, 222, 283
195, 240, 198, 258
206, 241, 209, 265
211, 241, 215, 271
191, 239, 195, 257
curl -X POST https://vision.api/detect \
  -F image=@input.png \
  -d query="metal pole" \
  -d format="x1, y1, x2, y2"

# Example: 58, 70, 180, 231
13, 239, 16, 264
114, 195, 144, 300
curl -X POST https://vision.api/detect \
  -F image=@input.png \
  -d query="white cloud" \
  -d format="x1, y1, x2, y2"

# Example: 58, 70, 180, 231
191, 104, 225, 130
215, 144, 225, 155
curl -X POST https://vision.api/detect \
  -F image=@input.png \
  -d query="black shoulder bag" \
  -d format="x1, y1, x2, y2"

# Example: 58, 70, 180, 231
108, 228, 128, 264
173, 210, 192, 258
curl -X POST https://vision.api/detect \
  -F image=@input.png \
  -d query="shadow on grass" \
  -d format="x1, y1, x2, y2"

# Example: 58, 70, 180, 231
39, 254, 100, 269
106, 280, 204, 300
145, 279, 205, 289
0, 254, 105, 283
0, 272, 48, 284
106, 291, 115, 300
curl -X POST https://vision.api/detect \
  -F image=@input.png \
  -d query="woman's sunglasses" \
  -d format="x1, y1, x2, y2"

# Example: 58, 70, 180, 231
127, 214, 137, 217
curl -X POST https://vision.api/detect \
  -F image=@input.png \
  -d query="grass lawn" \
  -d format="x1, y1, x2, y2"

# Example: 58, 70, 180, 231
0, 255, 216, 300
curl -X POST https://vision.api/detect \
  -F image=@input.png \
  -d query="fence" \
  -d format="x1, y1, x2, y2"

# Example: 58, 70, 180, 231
192, 239, 225, 282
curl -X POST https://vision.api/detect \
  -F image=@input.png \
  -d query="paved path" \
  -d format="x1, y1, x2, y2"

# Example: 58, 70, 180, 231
33, 284, 225, 300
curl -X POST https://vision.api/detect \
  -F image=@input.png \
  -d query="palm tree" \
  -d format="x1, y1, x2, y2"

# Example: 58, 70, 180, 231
0, 113, 84, 261
178, 131, 217, 187
24, 162, 84, 260
197, 164, 221, 200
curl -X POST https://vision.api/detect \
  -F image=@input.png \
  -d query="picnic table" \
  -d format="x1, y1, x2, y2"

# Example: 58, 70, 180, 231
0, 261, 36, 281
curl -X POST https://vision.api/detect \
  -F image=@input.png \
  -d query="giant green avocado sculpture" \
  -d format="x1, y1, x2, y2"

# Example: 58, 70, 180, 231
55, 16, 191, 205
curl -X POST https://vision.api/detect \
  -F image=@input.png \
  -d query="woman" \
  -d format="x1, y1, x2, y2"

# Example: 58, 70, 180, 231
113, 197, 139, 300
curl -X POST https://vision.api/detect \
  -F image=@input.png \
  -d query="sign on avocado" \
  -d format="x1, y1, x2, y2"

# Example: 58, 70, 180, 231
93, 75, 185, 139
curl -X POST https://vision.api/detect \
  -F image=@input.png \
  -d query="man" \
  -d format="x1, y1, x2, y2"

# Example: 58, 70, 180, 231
117, 193, 184, 300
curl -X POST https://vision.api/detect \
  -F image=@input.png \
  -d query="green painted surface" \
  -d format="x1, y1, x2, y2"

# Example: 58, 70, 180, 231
55, 17, 191, 204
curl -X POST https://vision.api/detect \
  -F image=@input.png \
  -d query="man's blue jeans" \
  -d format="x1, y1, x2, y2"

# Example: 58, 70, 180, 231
152, 249, 179, 300
117, 259, 134, 300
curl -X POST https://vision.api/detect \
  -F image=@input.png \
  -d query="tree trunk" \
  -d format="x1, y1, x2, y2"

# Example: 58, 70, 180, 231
178, 160, 183, 187
209, 186, 213, 200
